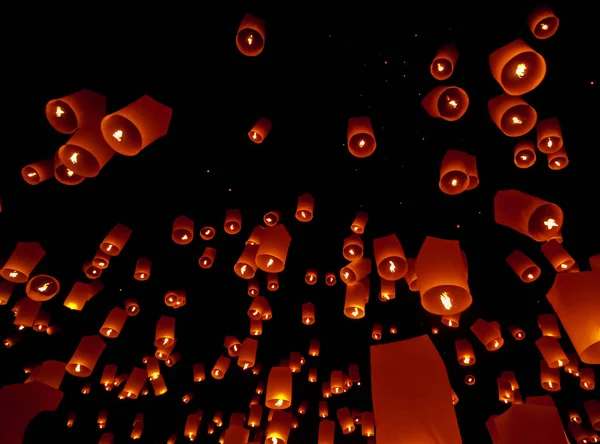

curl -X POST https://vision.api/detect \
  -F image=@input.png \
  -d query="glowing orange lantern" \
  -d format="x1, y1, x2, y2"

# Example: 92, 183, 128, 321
309, 339, 320, 356
238, 338, 258, 370
415, 237, 471, 315
67, 335, 106, 376
379, 278, 396, 301
134, 257, 151, 281
266, 366, 292, 409
199, 226, 216, 240
514, 140, 537, 168
296, 193, 315, 221
373, 234, 407, 280
430, 44, 458, 80
494, 190, 563, 241
235, 245, 258, 278
540, 360, 560, 391
53, 152, 85, 185
193, 363, 206, 382
351, 211, 368, 233
441, 313, 459, 328
538, 313, 561, 337
1, 242, 46, 283
344, 278, 368, 319
21, 158, 55, 185
100, 308, 128, 338
248, 117, 272, 143
248, 279, 259, 296
528, 6, 559, 39
212, 355, 230, 379
506, 249, 541, 282
100, 223, 132, 256
580, 368, 595, 390
488, 94, 537, 137
325, 272, 336, 286
199, 247, 216, 269
264, 210, 280, 226
256, 225, 291, 272
470, 319, 504, 351
347, 117, 376, 158
224, 209, 242, 234
536, 336, 569, 368
508, 325, 525, 341
547, 148, 568, 170
536, 117, 563, 154
489, 39, 546, 96
267, 273, 279, 291
337, 407, 355, 434
236, 13, 265, 56
305, 268, 317, 285
372, 323, 382, 340
45, 89, 106, 134
422, 86, 469, 121
302, 302, 315, 325
58, 119, 115, 177
172, 215, 194, 245
154, 316, 175, 347
25, 275, 60, 301
542, 239, 575, 272
340, 258, 371, 285
455, 339, 476, 366
101, 95, 172, 156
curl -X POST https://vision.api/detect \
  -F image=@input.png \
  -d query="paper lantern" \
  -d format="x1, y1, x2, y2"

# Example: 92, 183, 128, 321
372, 323, 382, 340
536, 336, 569, 368
584, 400, 600, 431
379, 278, 396, 301
528, 5, 559, 39
247, 279, 259, 296
506, 250, 541, 282
415, 237, 471, 315
509, 325, 526, 340
58, 119, 115, 177
0, 242, 46, 283
309, 339, 320, 357
344, 278, 369, 319
154, 316, 175, 347
164, 290, 186, 308
122, 368, 146, 399
580, 368, 595, 390
319, 400, 329, 418
238, 338, 258, 370
266, 410, 291, 443
21, 159, 54, 185
455, 339, 476, 366
296, 193, 315, 221
53, 151, 85, 185
212, 355, 231, 379
45, 89, 106, 134
439, 149, 471, 194
249, 405, 262, 427
255, 225, 291, 272
430, 44, 458, 80
547, 270, 600, 364
248, 117, 272, 143
494, 190, 563, 241
540, 360, 560, 391
63, 282, 94, 311
347, 116, 376, 157
488, 94, 537, 137
514, 140, 537, 168
465, 375, 476, 386
172, 215, 194, 245
547, 147, 568, 170
489, 39, 546, 96
340, 258, 371, 285
199, 247, 216, 269
200, 225, 216, 241
151, 374, 168, 395
193, 363, 206, 382
236, 13, 265, 56
66, 335, 106, 376
302, 302, 315, 325
25, 274, 60, 301
305, 268, 317, 285
100, 307, 128, 338
542, 240, 575, 271
497, 377, 514, 403
248, 296, 271, 320
422, 85, 469, 121
351, 211, 368, 233
101, 95, 172, 156
263, 210, 280, 226
267, 273, 279, 291
470, 319, 504, 351
373, 234, 407, 280
234, 244, 258, 278
100, 223, 132, 256
134, 257, 151, 281
266, 367, 292, 409
536, 117, 563, 154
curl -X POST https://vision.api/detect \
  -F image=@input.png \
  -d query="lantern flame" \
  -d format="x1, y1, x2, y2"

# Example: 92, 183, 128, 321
515, 63, 527, 78
112, 130, 123, 142
55, 106, 64, 117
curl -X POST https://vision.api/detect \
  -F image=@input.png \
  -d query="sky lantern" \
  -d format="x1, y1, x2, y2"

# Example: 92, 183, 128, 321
541, 239, 576, 271
255, 224, 291, 272
439, 150, 471, 195
236, 13, 265, 56
134, 257, 151, 280
199, 247, 217, 269
430, 44, 458, 80
373, 234, 407, 280
347, 117, 376, 157
470, 319, 504, 351
21, 159, 54, 185
0, 242, 46, 283
422, 86, 469, 121
513, 140, 537, 168
351, 211, 368, 233
66, 335, 106, 377
45, 88, 106, 134
172, 215, 194, 244
488, 94, 537, 137
53, 151, 85, 185
25, 274, 60, 301
100, 307, 128, 338
547, 147, 569, 170
266, 366, 292, 409
101, 95, 172, 156
58, 119, 115, 177
155, 316, 175, 347
248, 117, 272, 143
234, 244, 258, 279
263, 210, 280, 226
489, 39, 546, 96
100, 223, 132, 256
296, 193, 315, 221
536, 117, 563, 153
506, 250, 541, 282
528, 5, 559, 39
343, 277, 369, 319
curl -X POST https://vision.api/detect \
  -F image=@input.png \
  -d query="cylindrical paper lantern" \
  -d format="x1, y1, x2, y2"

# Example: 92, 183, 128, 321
506, 250, 541, 282
489, 39, 546, 96
200, 225, 216, 240
508, 325, 526, 340
1, 242, 46, 283
351, 211, 368, 233
101, 95, 172, 156
536, 336, 569, 368
536, 117, 563, 154
302, 302, 315, 325
528, 6, 559, 39
248, 117, 272, 143
25, 274, 60, 301
540, 360, 560, 391
266, 366, 292, 409
199, 247, 216, 269
235, 244, 258, 278
134, 257, 151, 281
513, 140, 536, 168
470, 319, 504, 351
224, 209, 242, 234
430, 44, 458, 80
542, 239, 575, 271
263, 210, 280, 226
439, 149, 471, 195
100, 307, 128, 338
236, 13, 265, 56
212, 355, 231, 379
155, 316, 175, 347
67, 335, 106, 376
340, 258, 371, 285
347, 116, 376, 157
296, 193, 315, 221
255, 225, 291, 272
58, 119, 115, 177
305, 268, 317, 285
373, 234, 407, 280
488, 94, 537, 137
172, 215, 194, 245
45, 89, 106, 134
455, 339, 476, 366
54, 151, 85, 185
100, 224, 132, 256
21, 159, 54, 185
344, 278, 369, 319
547, 147, 568, 170
422, 86, 469, 121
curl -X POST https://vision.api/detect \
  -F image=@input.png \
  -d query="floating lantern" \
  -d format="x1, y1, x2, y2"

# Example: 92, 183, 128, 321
430, 44, 458, 80
236, 13, 265, 56
489, 39, 546, 96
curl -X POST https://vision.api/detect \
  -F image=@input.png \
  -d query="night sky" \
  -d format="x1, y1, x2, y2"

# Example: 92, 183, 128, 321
1, 2, 598, 443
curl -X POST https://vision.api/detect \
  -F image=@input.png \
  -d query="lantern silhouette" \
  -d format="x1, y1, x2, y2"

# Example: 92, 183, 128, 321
199, 247, 216, 269
351, 211, 368, 233
430, 44, 458, 80
25, 274, 60, 301
266, 366, 292, 409
415, 237, 471, 315
172, 215, 194, 245
21, 159, 54, 185
489, 39, 546, 96
536, 336, 569, 368
100, 223, 132, 256
296, 193, 315, 221
373, 234, 407, 280
344, 278, 369, 319
236, 13, 265, 56
248, 117, 272, 143
45, 89, 106, 134
134, 257, 151, 281
547, 270, 600, 364
53, 151, 85, 185
422, 86, 469, 121
438, 149, 472, 194
528, 5, 559, 39
514, 140, 537, 168
488, 94, 537, 137
100, 307, 128, 338
101, 95, 172, 156
547, 147, 568, 170
347, 116, 376, 158
256, 224, 292, 272
67, 335, 106, 376
58, 119, 115, 177
235, 244, 258, 278
224, 209, 242, 234
1, 242, 46, 283
470, 319, 504, 351
494, 190, 563, 241
506, 250, 541, 282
